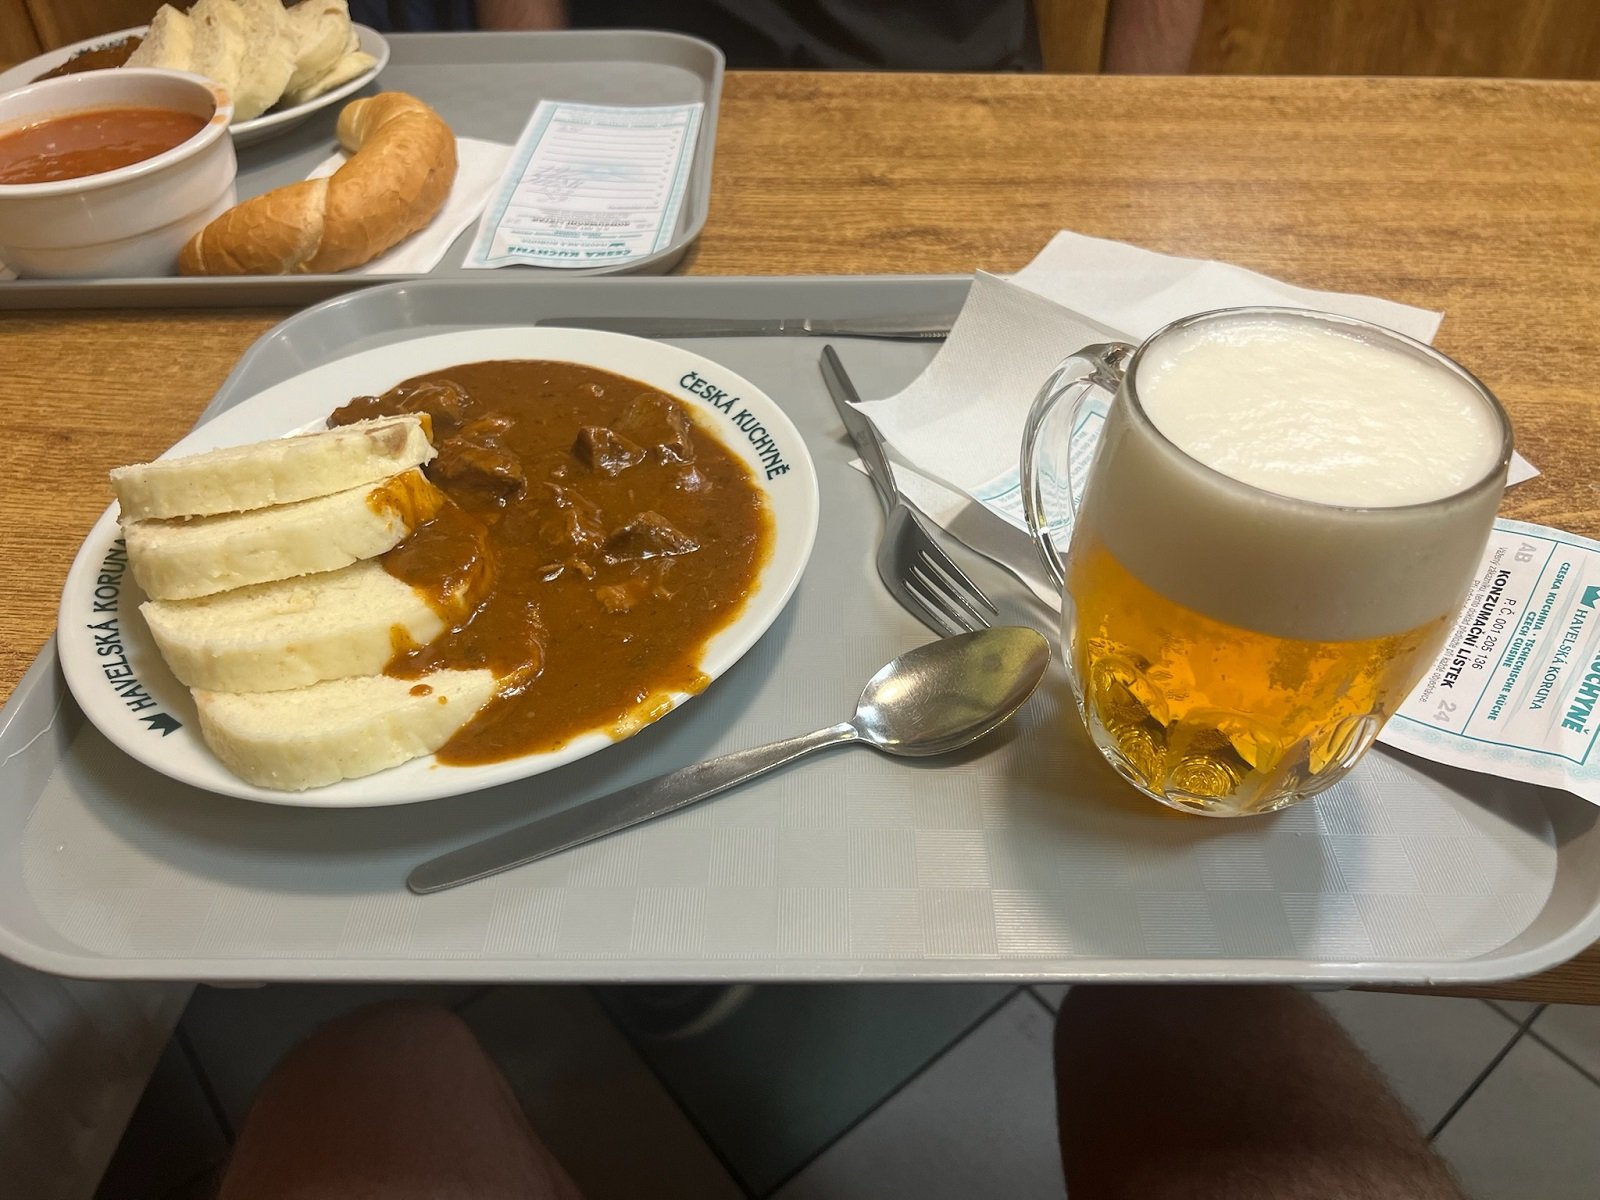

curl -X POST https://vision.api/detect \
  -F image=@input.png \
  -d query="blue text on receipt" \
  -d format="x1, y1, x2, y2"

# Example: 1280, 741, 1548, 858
1380, 519, 1600, 804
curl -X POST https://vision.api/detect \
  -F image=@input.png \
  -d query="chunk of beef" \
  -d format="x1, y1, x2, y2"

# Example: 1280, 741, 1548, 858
615, 394, 696, 465
602, 511, 700, 564
541, 484, 606, 556
432, 415, 525, 510
572, 426, 646, 476
380, 501, 493, 621
330, 378, 479, 438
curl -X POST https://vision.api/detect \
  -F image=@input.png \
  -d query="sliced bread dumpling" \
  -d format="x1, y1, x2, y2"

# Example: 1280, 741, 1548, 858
188, 0, 249, 100
283, 48, 375, 107
285, 0, 352, 93
140, 557, 483, 693
124, 467, 447, 601
230, 0, 297, 120
126, 4, 196, 72
111, 414, 435, 522
194, 668, 497, 790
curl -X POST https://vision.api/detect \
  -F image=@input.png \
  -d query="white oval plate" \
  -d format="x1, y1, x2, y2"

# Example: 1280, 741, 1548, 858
58, 328, 819, 808
0, 24, 390, 149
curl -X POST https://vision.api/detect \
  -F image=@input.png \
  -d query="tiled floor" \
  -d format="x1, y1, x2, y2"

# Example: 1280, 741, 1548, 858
96, 983, 1600, 1199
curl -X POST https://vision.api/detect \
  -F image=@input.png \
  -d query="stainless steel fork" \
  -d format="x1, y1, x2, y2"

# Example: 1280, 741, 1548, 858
820, 346, 999, 637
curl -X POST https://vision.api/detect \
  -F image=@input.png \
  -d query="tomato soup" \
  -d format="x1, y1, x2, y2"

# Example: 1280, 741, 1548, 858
0, 106, 206, 185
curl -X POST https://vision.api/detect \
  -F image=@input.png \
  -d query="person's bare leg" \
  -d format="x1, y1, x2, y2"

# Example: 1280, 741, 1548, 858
1055, 985, 1464, 1200
1102, 0, 1204, 73
219, 1000, 583, 1200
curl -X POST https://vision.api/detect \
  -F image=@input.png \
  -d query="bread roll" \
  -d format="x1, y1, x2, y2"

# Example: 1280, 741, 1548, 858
179, 93, 457, 276
123, 467, 446, 600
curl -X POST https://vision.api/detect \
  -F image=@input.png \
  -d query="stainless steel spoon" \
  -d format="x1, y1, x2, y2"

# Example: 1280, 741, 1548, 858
407, 626, 1051, 894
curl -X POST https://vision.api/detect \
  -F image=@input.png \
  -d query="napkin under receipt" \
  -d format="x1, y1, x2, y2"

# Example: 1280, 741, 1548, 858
306, 135, 512, 274
853, 232, 1600, 806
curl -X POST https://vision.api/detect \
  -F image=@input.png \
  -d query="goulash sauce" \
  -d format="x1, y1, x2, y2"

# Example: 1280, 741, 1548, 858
330, 361, 773, 765
35, 37, 142, 81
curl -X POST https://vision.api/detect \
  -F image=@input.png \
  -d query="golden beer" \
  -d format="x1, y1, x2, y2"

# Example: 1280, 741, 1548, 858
1024, 308, 1514, 816
1065, 531, 1453, 815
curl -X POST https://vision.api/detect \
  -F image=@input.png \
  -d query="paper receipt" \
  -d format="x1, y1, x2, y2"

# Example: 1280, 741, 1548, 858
464, 100, 703, 270
1378, 519, 1600, 804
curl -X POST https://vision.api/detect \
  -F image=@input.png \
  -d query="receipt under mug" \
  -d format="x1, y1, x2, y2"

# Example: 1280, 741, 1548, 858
1378, 518, 1600, 806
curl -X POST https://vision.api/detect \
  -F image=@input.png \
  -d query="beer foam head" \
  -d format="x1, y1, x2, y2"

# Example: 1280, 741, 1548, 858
1074, 309, 1512, 641
1134, 313, 1504, 507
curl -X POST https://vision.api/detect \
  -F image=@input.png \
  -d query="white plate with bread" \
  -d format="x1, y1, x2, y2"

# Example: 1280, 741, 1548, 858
58, 328, 820, 808
0, 4, 390, 150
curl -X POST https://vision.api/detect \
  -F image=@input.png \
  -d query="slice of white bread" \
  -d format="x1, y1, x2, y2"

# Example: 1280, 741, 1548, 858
124, 467, 446, 600
126, 4, 195, 71
285, 0, 352, 93
188, 0, 248, 99
230, 0, 297, 120
140, 557, 480, 692
283, 48, 375, 107
111, 414, 435, 522
194, 668, 496, 790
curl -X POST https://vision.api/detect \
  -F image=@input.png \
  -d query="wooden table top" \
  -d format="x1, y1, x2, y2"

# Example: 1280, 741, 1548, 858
3, 71, 1598, 1001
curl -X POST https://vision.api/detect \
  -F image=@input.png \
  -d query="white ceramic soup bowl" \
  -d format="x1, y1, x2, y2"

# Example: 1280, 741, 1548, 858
0, 69, 236, 278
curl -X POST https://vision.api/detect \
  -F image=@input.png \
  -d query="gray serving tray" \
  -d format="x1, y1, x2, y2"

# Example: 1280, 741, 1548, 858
2, 274, 1598, 985
0, 31, 722, 310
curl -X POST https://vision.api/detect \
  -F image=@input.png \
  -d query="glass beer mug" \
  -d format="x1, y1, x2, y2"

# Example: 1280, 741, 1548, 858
1020, 308, 1512, 817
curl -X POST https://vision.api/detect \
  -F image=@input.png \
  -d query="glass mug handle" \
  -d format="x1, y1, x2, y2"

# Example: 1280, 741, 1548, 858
1018, 342, 1136, 592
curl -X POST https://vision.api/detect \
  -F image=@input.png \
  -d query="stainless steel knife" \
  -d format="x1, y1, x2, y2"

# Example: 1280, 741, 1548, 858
535, 314, 953, 340
819, 343, 901, 511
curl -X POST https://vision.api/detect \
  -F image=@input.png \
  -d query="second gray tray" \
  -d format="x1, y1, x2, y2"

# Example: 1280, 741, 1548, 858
0, 30, 723, 310
1, 275, 1596, 985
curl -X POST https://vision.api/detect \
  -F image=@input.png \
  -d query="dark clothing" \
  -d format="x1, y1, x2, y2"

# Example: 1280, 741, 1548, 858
350, 0, 1038, 71
572, 0, 1038, 70
349, 0, 474, 31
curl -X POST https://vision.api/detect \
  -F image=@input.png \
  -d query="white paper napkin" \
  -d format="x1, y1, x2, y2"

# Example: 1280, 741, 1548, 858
306, 135, 512, 274
858, 232, 1538, 603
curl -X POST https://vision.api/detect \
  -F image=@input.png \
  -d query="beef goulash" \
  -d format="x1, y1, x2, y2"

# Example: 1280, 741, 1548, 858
35, 36, 142, 80
334, 360, 773, 766
114, 363, 773, 790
